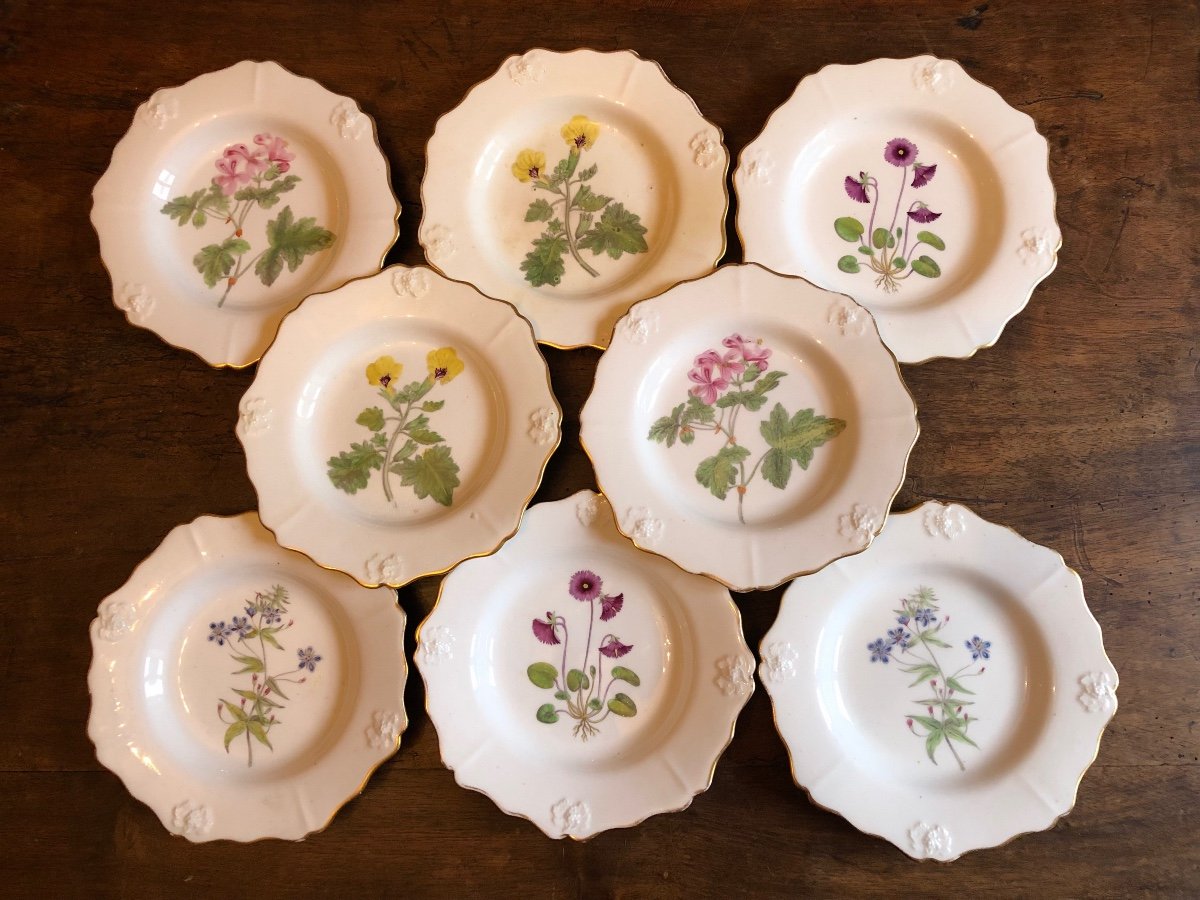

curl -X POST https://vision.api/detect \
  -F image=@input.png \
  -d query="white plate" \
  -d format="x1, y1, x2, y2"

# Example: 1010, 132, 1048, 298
581, 263, 919, 592
416, 491, 754, 839
87, 513, 407, 842
92, 60, 399, 367
420, 48, 728, 349
735, 56, 1059, 364
239, 265, 559, 588
760, 501, 1118, 860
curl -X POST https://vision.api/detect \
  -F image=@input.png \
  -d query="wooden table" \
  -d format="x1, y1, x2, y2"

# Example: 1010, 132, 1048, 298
3, 1, 1196, 895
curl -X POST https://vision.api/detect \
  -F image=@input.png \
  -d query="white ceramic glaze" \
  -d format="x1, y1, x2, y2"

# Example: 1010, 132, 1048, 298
761, 501, 1118, 860
87, 513, 406, 842
92, 60, 399, 367
580, 263, 919, 592
416, 491, 754, 839
420, 48, 728, 349
238, 265, 559, 587
735, 56, 1059, 364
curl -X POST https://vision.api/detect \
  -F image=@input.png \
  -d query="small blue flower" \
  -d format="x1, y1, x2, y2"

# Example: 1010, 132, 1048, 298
230, 616, 251, 638
207, 621, 231, 645
896, 614, 910, 626
867, 638, 892, 663
965, 635, 992, 660
914, 608, 937, 627
262, 607, 284, 626
297, 646, 322, 672
244, 604, 257, 618
887, 627, 912, 648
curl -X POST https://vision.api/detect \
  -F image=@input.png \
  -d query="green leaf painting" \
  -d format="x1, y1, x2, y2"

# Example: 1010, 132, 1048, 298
512, 115, 649, 287
210, 584, 321, 767
646, 334, 846, 524
528, 569, 638, 741
159, 133, 336, 307
326, 349, 465, 506
838, 138, 944, 293
868, 586, 994, 771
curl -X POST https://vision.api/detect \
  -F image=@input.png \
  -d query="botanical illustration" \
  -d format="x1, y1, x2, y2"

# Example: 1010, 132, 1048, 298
326, 349, 464, 506
835, 137, 944, 293
647, 334, 846, 524
160, 134, 335, 306
209, 585, 321, 767
512, 115, 649, 287
527, 570, 639, 741
867, 586, 993, 771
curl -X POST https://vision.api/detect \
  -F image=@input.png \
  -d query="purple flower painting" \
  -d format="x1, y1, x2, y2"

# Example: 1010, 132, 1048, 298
833, 138, 946, 293
869, 586, 992, 771
527, 570, 640, 740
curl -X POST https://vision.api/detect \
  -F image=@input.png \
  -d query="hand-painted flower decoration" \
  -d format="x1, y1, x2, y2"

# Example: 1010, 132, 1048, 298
231, 615, 252, 638
511, 148, 547, 183
914, 607, 937, 627
884, 137, 918, 167
297, 646, 322, 672
687, 349, 735, 405
599, 592, 624, 621
532, 614, 560, 645
907, 203, 942, 224
844, 172, 871, 203
254, 133, 295, 173
911, 162, 937, 188
426, 346, 465, 383
964, 635, 992, 661
213, 153, 253, 196
569, 569, 602, 602
887, 627, 912, 648
599, 636, 633, 658
366, 355, 403, 393
561, 114, 600, 151
208, 621, 231, 645
722, 333, 771, 371
867, 637, 892, 663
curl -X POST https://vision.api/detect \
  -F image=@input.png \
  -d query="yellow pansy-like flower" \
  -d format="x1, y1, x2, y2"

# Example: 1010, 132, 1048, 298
427, 347, 465, 383
511, 149, 547, 183
561, 115, 600, 152
366, 355, 403, 392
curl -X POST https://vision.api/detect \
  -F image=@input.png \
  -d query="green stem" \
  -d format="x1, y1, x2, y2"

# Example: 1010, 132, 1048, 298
380, 397, 417, 503
561, 176, 600, 278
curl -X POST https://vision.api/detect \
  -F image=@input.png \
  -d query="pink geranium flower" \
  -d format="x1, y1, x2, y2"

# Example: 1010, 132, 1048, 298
722, 333, 772, 372
213, 154, 252, 196
254, 133, 296, 173
688, 349, 731, 405
224, 142, 269, 177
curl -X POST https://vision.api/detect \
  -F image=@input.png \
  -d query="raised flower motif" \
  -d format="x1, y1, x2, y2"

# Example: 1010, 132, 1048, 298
366, 355, 403, 393
331, 100, 368, 140
690, 130, 721, 168
423, 224, 456, 263
838, 504, 880, 546
427, 346, 465, 383
238, 396, 270, 435
96, 598, 136, 642
715, 656, 754, 697
912, 59, 955, 94
626, 508, 663, 546
827, 299, 868, 336
118, 283, 155, 321
761, 642, 798, 683
575, 493, 606, 526
1078, 671, 1116, 713
550, 798, 590, 836
507, 52, 545, 86
923, 504, 966, 539
511, 148, 547, 183
142, 89, 178, 129
528, 407, 558, 445
366, 710, 404, 751
421, 625, 454, 664
171, 800, 213, 838
620, 308, 658, 345
561, 114, 600, 151
908, 822, 952, 859
1018, 227, 1056, 265
392, 267, 431, 298
741, 149, 773, 184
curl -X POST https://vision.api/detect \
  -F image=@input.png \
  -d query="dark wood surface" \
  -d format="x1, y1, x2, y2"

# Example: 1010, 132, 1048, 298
2, 0, 1197, 895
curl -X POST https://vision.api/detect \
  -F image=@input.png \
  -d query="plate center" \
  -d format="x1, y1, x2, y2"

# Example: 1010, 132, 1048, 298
148, 115, 347, 312
821, 564, 1052, 787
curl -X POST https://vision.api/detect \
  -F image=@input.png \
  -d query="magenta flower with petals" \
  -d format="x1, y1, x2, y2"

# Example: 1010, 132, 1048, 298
688, 349, 731, 405
844, 173, 871, 203
716, 349, 745, 380
723, 333, 772, 372
531, 616, 560, 645
910, 163, 937, 188
907, 205, 942, 224
224, 142, 269, 177
599, 636, 633, 658
212, 156, 251, 196
599, 593, 624, 621
254, 133, 295, 173
568, 570, 602, 602
884, 137, 918, 167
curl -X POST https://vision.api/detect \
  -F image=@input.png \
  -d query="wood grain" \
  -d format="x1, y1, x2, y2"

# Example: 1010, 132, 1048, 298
1, 0, 1197, 895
